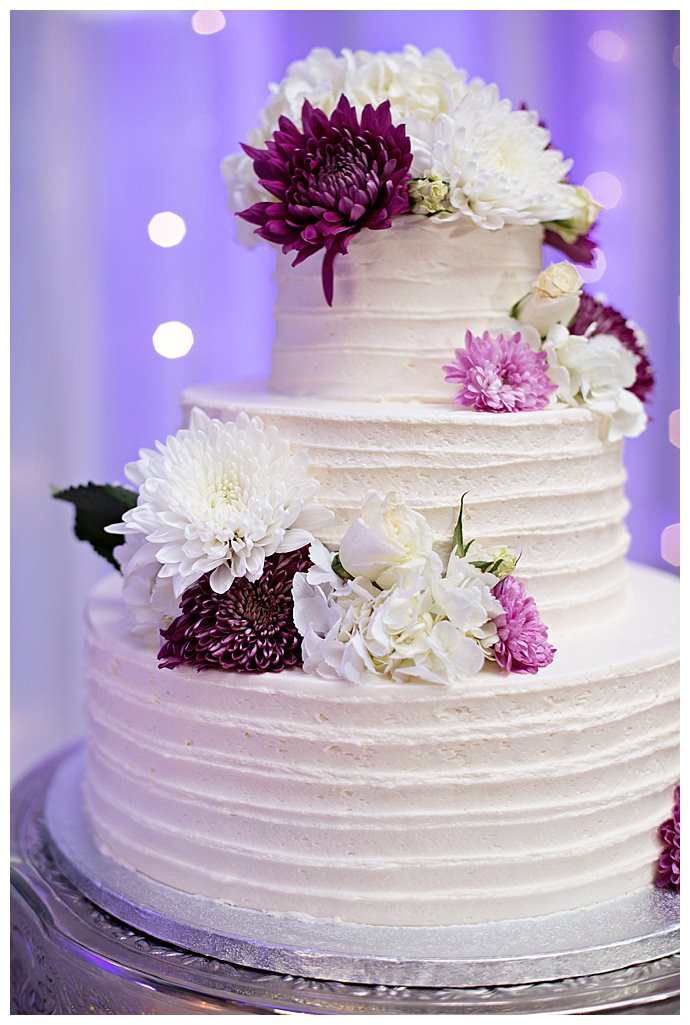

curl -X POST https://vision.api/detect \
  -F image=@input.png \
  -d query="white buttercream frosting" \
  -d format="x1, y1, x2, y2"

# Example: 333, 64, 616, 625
83, 566, 678, 926
269, 217, 543, 402
181, 386, 630, 621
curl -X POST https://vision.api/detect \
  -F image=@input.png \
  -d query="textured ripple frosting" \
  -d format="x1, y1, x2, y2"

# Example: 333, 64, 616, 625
83, 567, 679, 927
269, 217, 543, 401
182, 386, 630, 621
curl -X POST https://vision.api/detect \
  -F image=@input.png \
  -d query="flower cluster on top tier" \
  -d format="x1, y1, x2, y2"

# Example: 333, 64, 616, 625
292, 492, 555, 685
442, 261, 652, 440
224, 46, 598, 299
238, 95, 412, 306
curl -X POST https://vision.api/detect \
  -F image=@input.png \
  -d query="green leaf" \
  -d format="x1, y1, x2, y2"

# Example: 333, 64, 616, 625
452, 492, 473, 558
331, 553, 353, 582
52, 482, 138, 570
509, 292, 528, 319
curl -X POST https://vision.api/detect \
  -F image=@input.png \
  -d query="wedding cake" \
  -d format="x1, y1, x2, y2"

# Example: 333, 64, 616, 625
59, 47, 679, 929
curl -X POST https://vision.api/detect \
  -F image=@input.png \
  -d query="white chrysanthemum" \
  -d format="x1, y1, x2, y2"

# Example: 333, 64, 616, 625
107, 408, 333, 624
543, 326, 647, 440
408, 84, 577, 229
254, 45, 467, 142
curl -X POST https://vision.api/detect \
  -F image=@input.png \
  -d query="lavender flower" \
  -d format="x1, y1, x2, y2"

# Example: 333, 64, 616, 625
238, 94, 412, 305
158, 548, 311, 674
570, 292, 654, 404
491, 575, 556, 674
656, 785, 680, 892
443, 330, 557, 413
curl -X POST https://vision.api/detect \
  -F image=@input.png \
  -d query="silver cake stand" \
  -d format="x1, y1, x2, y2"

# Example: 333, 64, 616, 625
11, 747, 679, 1014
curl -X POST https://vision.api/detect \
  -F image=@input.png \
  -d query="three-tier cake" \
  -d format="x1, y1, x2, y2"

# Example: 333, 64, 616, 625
60, 46, 679, 929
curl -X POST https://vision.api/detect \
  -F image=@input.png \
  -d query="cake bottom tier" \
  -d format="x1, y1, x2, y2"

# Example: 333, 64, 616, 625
83, 564, 679, 928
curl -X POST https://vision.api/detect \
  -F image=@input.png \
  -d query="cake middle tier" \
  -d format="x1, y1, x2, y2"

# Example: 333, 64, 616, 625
182, 385, 630, 621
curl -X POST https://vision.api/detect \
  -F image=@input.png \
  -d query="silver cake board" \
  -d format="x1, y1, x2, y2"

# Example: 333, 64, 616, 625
45, 749, 679, 989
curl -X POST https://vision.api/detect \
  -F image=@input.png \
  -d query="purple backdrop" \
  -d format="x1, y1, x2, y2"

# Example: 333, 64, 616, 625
11, 10, 680, 775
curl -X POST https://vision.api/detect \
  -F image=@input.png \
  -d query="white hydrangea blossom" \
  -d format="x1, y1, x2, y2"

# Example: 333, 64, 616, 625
543, 326, 647, 441
222, 45, 581, 238
292, 495, 502, 686
107, 408, 333, 629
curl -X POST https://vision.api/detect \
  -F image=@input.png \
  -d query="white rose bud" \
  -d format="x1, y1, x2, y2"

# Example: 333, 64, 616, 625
408, 173, 452, 216
515, 262, 583, 338
534, 262, 583, 299
468, 544, 518, 578
545, 185, 602, 244
338, 491, 434, 589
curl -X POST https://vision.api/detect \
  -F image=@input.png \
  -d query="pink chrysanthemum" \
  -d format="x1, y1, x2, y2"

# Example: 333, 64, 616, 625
656, 785, 680, 892
570, 292, 654, 404
491, 575, 556, 675
443, 330, 557, 413
158, 548, 311, 673
238, 94, 412, 305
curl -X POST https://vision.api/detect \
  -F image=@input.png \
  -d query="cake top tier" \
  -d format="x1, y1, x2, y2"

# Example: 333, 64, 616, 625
220, 45, 651, 437
222, 44, 600, 304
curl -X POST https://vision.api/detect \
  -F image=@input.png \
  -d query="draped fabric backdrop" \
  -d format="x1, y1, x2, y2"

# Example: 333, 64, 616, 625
11, 10, 680, 778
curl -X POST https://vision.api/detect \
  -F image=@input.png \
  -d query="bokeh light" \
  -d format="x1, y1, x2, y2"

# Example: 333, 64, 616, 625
589, 29, 627, 63
669, 409, 680, 448
153, 321, 194, 359
672, 45, 680, 69
191, 10, 226, 35
661, 524, 680, 567
147, 211, 187, 248
584, 171, 623, 210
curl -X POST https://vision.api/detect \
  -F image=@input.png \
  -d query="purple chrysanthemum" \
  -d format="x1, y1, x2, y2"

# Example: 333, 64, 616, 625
570, 292, 654, 404
544, 227, 598, 266
157, 548, 311, 673
238, 94, 412, 305
491, 575, 556, 675
656, 785, 680, 892
443, 330, 557, 413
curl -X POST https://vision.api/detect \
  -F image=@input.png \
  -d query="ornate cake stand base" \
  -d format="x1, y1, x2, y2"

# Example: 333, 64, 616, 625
11, 749, 680, 1015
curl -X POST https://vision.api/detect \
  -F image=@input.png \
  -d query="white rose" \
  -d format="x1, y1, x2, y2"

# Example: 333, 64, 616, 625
338, 492, 434, 589
515, 262, 582, 338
